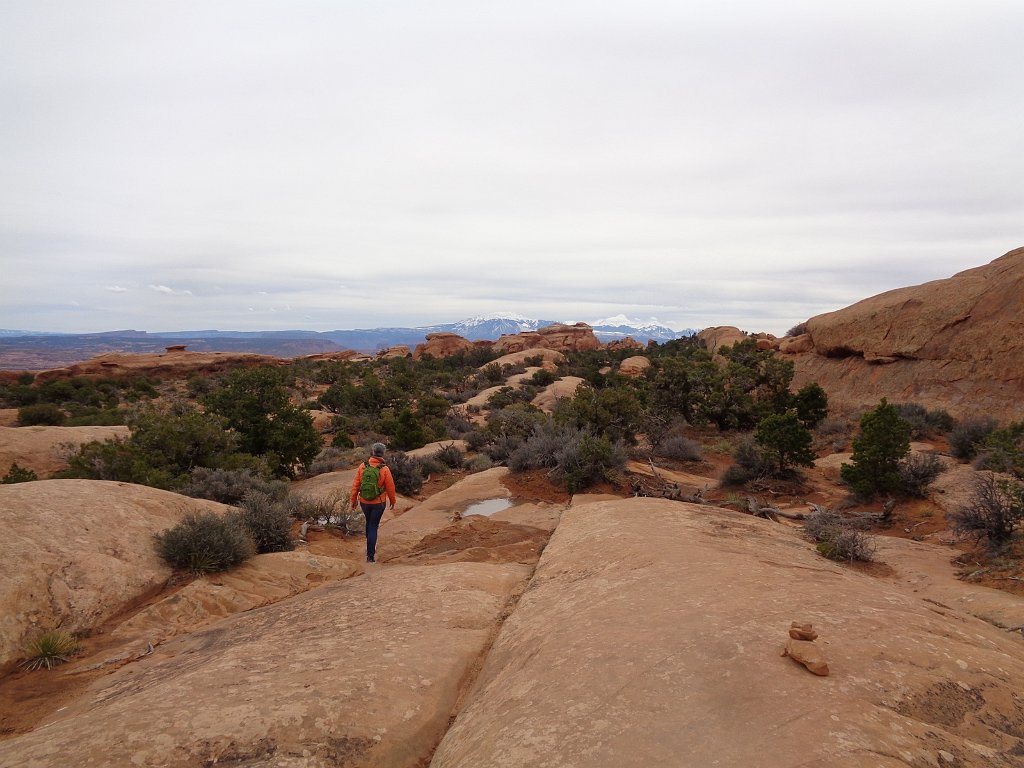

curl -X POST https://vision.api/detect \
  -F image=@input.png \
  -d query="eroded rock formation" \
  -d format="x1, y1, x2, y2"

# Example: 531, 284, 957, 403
32, 351, 284, 382
786, 247, 1024, 421
412, 333, 478, 360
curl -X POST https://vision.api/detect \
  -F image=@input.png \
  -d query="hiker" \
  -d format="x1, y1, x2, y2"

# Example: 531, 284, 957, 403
350, 443, 396, 563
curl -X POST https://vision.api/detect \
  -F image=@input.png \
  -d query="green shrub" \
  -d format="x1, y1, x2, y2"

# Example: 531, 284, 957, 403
64, 407, 126, 426
507, 423, 570, 472
719, 463, 755, 488
20, 630, 79, 671
975, 422, 1024, 478
657, 435, 702, 462
386, 452, 424, 495
554, 433, 625, 494
386, 408, 429, 451
308, 447, 350, 476
154, 511, 256, 573
804, 507, 875, 562
444, 410, 474, 437
840, 399, 911, 498
17, 403, 66, 426
235, 491, 295, 553
507, 423, 624, 492
898, 453, 946, 497
331, 431, 355, 449
949, 474, 1024, 549
465, 454, 493, 473
528, 369, 558, 387
486, 386, 533, 410
183, 467, 288, 505
418, 455, 446, 476
719, 437, 773, 487
792, 382, 828, 428
433, 443, 464, 469
949, 417, 998, 460
464, 429, 490, 451
202, 367, 320, 477
753, 411, 815, 475
2, 462, 38, 484
480, 363, 505, 384
894, 403, 955, 439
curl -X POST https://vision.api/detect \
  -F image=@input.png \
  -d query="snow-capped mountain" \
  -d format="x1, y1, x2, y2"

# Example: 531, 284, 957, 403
589, 315, 696, 342
444, 314, 556, 340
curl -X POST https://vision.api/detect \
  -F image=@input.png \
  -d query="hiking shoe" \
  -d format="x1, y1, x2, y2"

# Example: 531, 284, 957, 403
366, 557, 375, 563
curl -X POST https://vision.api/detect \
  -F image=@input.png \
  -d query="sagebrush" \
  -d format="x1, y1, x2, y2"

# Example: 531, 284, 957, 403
154, 511, 256, 573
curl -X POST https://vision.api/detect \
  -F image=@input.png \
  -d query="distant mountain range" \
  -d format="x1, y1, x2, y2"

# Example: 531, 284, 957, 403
0, 315, 698, 370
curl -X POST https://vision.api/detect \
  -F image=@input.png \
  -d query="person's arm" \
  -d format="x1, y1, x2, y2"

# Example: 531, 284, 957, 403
383, 467, 397, 508
350, 464, 363, 507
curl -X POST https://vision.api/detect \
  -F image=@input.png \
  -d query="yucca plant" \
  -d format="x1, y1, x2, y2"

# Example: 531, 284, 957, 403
20, 630, 78, 671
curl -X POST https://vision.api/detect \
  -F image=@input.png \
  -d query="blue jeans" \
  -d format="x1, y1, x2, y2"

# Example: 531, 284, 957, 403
360, 502, 386, 561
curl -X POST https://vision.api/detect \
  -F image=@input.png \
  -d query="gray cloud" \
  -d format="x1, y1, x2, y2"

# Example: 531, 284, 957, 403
1, 1, 1022, 337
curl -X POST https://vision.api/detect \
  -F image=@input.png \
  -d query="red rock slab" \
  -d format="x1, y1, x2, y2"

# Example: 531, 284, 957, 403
431, 498, 1024, 768
0, 480, 230, 667
0, 562, 531, 768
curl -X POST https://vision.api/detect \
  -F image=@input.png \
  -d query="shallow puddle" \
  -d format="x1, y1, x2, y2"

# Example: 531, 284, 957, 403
463, 498, 514, 517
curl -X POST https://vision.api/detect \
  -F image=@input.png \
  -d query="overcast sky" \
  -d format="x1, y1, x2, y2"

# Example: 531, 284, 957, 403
1, 1, 1021, 336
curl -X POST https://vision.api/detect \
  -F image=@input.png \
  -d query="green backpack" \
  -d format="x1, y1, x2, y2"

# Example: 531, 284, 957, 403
359, 461, 385, 500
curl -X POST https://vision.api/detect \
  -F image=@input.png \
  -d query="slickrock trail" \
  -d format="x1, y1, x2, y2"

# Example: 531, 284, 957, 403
1, 478, 1023, 766
431, 499, 1024, 768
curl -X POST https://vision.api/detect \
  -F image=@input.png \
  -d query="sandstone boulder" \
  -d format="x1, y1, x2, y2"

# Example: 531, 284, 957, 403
413, 333, 476, 360
605, 337, 644, 352
0, 480, 231, 667
430, 498, 1024, 767
0, 424, 130, 476
617, 355, 651, 378
697, 325, 746, 353
788, 247, 1024, 421
376, 345, 410, 358
535, 322, 602, 352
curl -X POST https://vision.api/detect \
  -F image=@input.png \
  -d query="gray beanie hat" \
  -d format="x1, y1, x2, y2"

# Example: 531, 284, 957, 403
371, 442, 386, 457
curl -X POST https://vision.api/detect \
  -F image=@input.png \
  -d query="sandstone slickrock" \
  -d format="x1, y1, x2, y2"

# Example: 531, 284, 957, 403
430, 498, 1024, 768
788, 247, 1024, 421
0, 424, 130, 477
0, 480, 230, 667
109, 550, 360, 645
0, 562, 532, 768
531, 376, 585, 414
488, 348, 565, 368
32, 350, 283, 382
378, 467, 512, 560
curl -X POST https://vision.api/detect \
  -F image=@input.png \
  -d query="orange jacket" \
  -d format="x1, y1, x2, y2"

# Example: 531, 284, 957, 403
350, 457, 397, 507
